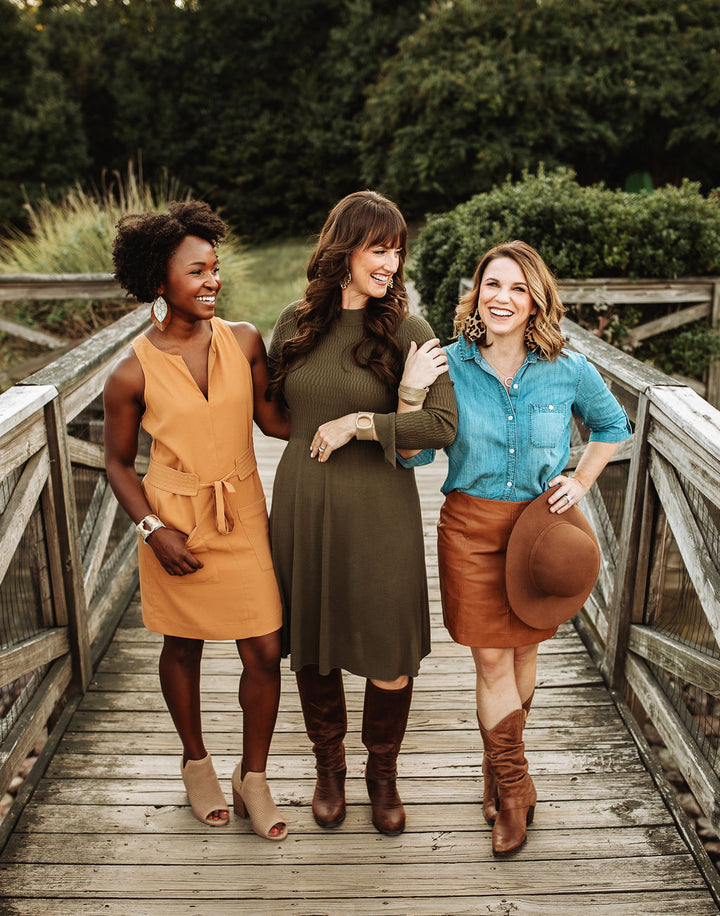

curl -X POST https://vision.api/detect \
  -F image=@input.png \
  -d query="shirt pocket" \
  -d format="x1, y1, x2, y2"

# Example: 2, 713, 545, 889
529, 402, 568, 448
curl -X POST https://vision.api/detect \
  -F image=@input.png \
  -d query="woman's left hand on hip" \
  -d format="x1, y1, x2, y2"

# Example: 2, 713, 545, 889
547, 475, 588, 513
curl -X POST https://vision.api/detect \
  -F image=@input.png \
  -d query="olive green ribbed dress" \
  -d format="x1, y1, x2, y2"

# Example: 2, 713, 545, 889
268, 303, 457, 680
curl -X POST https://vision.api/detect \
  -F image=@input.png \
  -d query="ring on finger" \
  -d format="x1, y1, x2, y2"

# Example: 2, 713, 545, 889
318, 445, 326, 452
565, 494, 572, 504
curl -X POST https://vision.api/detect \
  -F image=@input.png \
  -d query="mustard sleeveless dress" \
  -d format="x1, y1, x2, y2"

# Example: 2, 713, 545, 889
132, 318, 282, 640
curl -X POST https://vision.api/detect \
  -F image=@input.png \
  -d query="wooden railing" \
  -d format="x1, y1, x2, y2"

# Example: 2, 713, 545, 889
0, 273, 125, 387
559, 277, 720, 404
0, 303, 149, 818
561, 320, 720, 892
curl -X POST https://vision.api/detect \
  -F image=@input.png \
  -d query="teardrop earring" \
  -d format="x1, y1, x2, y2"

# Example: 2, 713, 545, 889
151, 295, 171, 331
340, 272, 352, 291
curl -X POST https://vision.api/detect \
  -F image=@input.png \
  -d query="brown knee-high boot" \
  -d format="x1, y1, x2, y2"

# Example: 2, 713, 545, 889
362, 679, 413, 836
479, 707, 536, 855
295, 666, 347, 828
481, 691, 534, 825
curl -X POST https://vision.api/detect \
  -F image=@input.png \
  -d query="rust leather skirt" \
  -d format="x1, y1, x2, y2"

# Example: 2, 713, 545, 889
437, 490, 558, 648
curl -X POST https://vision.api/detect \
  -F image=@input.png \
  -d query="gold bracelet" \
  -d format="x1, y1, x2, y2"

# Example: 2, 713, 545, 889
398, 383, 429, 406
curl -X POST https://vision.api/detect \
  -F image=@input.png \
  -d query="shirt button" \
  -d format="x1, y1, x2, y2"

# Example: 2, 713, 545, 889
506, 481, 512, 487
508, 415, 513, 421
548, 404, 554, 410
509, 448, 515, 454
513, 383, 518, 389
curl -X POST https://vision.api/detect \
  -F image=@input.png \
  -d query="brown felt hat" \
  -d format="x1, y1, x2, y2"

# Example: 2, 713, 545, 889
505, 490, 600, 629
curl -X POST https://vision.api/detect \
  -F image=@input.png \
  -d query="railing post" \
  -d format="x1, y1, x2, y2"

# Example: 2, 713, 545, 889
706, 279, 720, 408
44, 396, 92, 693
602, 391, 652, 690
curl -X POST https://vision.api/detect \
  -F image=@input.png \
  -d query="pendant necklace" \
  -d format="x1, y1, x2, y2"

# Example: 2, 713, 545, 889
482, 347, 526, 392
497, 360, 525, 390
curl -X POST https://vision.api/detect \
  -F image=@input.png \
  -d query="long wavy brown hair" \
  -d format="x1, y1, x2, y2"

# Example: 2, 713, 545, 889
268, 190, 409, 398
455, 240, 566, 360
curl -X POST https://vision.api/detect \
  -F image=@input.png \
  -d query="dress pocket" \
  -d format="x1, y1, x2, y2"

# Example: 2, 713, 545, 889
236, 497, 274, 571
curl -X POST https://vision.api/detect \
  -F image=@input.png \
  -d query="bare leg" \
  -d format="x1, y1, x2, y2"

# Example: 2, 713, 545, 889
472, 645, 538, 728
236, 629, 284, 837
236, 629, 282, 774
159, 635, 228, 824
471, 646, 521, 729
370, 675, 409, 689
159, 635, 207, 760
514, 644, 538, 708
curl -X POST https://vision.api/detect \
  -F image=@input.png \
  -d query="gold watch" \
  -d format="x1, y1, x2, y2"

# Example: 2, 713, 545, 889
355, 412, 375, 440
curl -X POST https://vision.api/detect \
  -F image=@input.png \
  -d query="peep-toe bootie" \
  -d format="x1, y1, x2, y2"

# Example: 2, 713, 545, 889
232, 765, 288, 842
181, 753, 229, 827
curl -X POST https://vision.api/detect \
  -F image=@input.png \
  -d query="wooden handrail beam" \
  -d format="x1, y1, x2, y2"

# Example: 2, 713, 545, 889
0, 273, 124, 301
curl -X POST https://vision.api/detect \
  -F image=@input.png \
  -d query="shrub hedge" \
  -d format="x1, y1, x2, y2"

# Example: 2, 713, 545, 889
413, 169, 720, 378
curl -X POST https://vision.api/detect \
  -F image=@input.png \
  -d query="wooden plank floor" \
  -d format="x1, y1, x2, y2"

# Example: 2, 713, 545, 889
1, 434, 717, 914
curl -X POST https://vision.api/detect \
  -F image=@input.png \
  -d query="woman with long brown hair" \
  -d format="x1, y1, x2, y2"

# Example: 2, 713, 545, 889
267, 190, 457, 836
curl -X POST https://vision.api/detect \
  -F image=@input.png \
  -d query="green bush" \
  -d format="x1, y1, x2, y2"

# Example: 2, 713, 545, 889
413, 168, 720, 382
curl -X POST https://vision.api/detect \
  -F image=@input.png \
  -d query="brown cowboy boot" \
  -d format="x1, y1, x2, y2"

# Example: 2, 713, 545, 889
295, 666, 347, 828
362, 679, 413, 836
480, 691, 534, 826
480, 707, 536, 855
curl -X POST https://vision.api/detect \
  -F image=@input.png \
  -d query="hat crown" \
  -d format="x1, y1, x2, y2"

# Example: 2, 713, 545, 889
505, 490, 601, 630
528, 522, 599, 598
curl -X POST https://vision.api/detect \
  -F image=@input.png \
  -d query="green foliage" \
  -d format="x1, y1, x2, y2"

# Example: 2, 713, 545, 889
0, 166, 185, 274
412, 169, 720, 375
0, 0, 88, 227
361, 0, 720, 219
0, 165, 249, 339
11, 0, 430, 240
641, 327, 720, 378
6, 0, 720, 240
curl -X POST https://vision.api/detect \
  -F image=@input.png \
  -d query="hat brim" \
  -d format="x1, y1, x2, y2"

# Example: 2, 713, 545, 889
505, 490, 600, 629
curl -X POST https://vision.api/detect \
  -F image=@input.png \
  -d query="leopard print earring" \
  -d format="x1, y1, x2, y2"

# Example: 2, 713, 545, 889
463, 309, 486, 342
524, 314, 540, 353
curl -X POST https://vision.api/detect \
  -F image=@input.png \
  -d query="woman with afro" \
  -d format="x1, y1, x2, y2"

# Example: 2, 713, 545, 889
104, 201, 289, 840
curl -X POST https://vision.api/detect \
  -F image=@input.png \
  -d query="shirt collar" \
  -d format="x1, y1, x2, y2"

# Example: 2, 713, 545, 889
456, 334, 542, 365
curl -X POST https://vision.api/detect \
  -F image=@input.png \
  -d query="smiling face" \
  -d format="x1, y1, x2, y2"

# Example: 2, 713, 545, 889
477, 256, 537, 344
159, 235, 221, 323
343, 239, 402, 308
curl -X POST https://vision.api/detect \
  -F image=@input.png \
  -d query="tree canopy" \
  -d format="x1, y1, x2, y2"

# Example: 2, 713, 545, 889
2, 0, 720, 237
361, 0, 720, 218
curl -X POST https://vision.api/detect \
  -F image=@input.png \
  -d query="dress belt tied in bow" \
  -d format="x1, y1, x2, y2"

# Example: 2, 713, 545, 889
143, 448, 257, 535
210, 475, 235, 534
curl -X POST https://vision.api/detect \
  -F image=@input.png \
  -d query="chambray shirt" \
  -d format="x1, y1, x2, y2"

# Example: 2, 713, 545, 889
398, 335, 631, 500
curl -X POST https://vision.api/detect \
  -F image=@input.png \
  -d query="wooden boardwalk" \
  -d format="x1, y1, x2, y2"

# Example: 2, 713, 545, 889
0, 435, 717, 915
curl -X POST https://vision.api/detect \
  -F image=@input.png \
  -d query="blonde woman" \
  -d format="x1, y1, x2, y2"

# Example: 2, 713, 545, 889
400, 240, 630, 855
